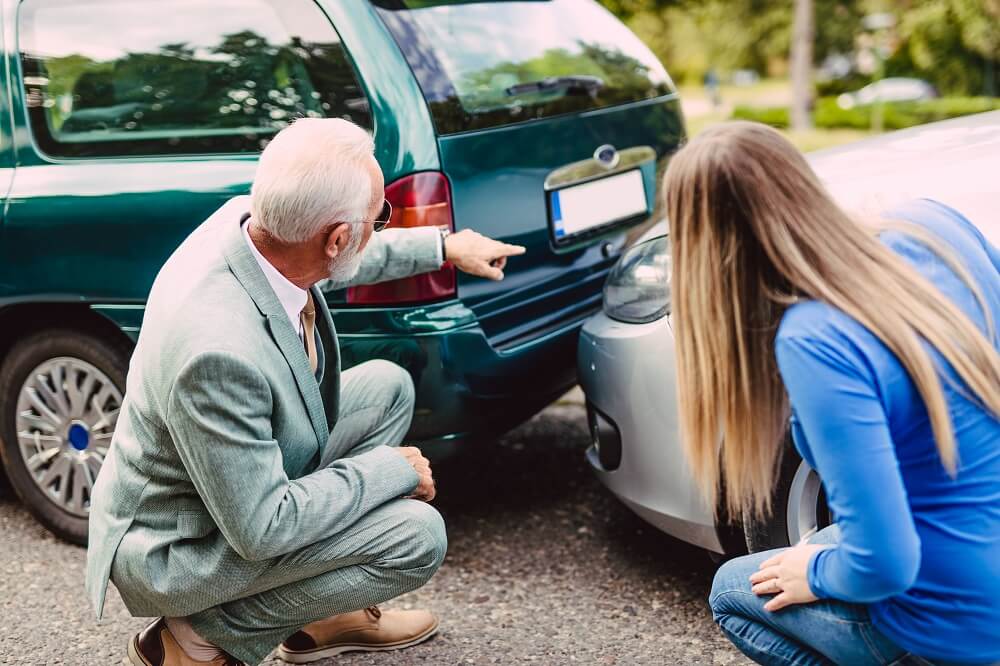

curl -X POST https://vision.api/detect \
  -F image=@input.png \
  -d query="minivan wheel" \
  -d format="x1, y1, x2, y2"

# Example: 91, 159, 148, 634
0, 329, 128, 545
742, 436, 832, 553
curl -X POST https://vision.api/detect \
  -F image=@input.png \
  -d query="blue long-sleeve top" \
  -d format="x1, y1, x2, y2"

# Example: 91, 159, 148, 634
775, 199, 1000, 663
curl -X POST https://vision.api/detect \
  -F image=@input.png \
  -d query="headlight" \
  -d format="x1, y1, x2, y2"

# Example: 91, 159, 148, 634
602, 235, 670, 324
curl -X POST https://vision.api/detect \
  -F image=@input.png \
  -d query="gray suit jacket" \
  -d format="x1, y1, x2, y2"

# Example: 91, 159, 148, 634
85, 195, 442, 619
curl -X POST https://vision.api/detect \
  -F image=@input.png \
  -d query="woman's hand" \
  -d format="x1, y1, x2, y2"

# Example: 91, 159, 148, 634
749, 543, 831, 611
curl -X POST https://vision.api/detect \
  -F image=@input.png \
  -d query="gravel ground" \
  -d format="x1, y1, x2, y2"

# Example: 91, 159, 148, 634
0, 396, 748, 665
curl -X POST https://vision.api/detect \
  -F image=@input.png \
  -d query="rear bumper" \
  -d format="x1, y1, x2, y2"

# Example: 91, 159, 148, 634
577, 311, 723, 553
95, 297, 583, 446
336, 299, 584, 444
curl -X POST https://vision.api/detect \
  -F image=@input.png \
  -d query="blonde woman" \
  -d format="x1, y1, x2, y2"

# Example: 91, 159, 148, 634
664, 122, 1000, 665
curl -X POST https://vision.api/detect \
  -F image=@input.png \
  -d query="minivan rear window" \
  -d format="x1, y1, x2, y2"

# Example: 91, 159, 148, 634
371, 0, 674, 134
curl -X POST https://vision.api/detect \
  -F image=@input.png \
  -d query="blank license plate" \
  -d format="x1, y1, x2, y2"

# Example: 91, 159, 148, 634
549, 169, 648, 244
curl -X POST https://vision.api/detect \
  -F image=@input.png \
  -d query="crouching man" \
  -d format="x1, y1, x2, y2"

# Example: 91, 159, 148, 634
85, 118, 525, 665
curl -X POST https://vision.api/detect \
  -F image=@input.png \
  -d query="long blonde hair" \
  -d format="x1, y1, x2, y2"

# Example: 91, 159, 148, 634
664, 121, 1000, 519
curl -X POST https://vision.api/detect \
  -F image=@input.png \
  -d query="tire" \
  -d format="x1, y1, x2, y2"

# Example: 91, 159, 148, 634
0, 329, 130, 546
0, 458, 11, 498
742, 434, 832, 553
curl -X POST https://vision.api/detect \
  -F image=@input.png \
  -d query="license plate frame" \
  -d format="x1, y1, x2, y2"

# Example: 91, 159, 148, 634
547, 169, 649, 247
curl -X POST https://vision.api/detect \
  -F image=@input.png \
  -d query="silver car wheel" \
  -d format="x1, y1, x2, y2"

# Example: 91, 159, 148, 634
15, 357, 121, 518
785, 458, 822, 544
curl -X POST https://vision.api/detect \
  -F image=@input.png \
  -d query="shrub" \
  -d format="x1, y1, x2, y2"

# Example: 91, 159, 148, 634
815, 97, 1000, 130
730, 105, 790, 128
730, 97, 1000, 131
815, 74, 872, 97
812, 98, 873, 129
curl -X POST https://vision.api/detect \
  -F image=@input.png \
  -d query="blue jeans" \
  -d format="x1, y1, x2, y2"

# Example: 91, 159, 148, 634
710, 526, 942, 666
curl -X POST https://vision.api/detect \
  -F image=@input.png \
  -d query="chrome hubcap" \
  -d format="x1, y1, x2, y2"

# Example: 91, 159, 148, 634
786, 459, 825, 544
16, 357, 121, 518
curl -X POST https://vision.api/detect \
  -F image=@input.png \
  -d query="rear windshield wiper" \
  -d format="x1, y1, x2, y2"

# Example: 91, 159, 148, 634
505, 75, 605, 97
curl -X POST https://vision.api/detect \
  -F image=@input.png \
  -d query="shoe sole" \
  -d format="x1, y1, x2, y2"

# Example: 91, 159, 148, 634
275, 620, 439, 664
127, 634, 153, 666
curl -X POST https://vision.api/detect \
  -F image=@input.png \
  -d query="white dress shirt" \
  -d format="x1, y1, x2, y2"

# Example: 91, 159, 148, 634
242, 221, 308, 338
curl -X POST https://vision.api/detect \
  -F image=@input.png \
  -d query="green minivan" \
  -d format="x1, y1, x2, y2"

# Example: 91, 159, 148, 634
0, 0, 685, 543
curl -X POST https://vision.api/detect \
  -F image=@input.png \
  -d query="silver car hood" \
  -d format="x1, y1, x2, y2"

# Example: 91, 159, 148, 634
808, 110, 1000, 247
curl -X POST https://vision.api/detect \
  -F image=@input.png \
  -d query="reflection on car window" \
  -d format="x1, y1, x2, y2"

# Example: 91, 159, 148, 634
19, 0, 370, 158
372, 0, 674, 134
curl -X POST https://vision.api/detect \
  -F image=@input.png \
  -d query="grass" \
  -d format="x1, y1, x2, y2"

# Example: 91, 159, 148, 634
679, 78, 876, 152
782, 127, 874, 152
678, 78, 791, 108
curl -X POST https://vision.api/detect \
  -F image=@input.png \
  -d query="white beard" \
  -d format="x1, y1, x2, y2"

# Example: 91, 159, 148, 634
327, 226, 365, 284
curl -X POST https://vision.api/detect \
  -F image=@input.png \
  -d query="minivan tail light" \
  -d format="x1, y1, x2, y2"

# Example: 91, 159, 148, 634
347, 172, 456, 305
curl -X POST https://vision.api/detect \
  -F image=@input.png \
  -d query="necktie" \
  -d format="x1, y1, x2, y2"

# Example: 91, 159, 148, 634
300, 291, 318, 374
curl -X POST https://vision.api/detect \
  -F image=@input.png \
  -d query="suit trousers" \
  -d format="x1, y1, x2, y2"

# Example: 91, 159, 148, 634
185, 361, 447, 665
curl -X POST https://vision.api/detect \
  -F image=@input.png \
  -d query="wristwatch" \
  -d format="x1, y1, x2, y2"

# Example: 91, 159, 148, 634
438, 227, 451, 263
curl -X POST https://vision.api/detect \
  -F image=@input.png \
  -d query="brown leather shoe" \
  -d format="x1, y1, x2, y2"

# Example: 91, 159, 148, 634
127, 617, 245, 666
276, 606, 439, 664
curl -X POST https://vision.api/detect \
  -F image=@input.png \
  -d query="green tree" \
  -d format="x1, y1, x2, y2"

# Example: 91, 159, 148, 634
597, 0, 686, 20
602, 0, 865, 85
893, 0, 999, 95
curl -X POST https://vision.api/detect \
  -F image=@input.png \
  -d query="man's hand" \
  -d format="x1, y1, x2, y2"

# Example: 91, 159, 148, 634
749, 543, 831, 612
444, 230, 526, 281
396, 446, 436, 502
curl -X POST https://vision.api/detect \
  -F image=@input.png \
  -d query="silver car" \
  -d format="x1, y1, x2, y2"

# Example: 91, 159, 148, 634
836, 77, 937, 109
578, 111, 1000, 556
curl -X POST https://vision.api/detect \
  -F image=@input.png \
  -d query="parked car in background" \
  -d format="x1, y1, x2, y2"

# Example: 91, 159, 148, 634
837, 77, 937, 109
578, 111, 1000, 556
0, 0, 685, 544
730, 69, 761, 87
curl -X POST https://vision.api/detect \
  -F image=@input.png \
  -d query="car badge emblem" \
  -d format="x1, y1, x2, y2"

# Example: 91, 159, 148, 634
593, 144, 620, 169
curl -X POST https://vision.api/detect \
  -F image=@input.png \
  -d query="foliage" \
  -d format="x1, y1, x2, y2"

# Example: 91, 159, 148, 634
890, 0, 999, 95
731, 96, 1000, 130
815, 73, 872, 96
814, 96, 1000, 129
729, 104, 792, 128
600, 0, 999, 96
597, 0, 684, 20
600, 0, 863, 85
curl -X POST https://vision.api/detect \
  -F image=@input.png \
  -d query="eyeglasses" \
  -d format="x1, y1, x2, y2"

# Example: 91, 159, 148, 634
336, 200, 392, 233
373, 200, 392, 232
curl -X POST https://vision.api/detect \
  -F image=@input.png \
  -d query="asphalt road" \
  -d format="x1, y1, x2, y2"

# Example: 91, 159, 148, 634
0, 395, 748, 665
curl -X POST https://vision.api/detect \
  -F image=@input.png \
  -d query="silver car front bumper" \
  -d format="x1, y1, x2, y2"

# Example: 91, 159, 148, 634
577, 311, 724, 553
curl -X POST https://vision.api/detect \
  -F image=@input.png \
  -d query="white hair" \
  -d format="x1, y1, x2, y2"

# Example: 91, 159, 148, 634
251, 118, 375, 244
